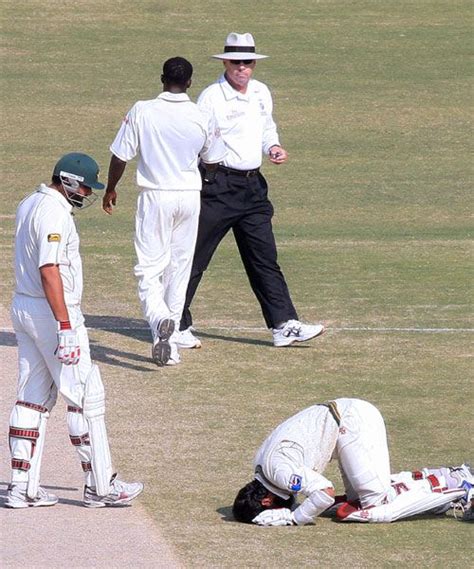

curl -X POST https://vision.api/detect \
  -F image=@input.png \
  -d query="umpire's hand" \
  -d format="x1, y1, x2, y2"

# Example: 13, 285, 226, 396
268, 145, 288, 164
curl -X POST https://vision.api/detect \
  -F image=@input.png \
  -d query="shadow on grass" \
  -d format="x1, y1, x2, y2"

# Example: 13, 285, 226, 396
84, 313, 310, 348
195, 331, 315, 348
215, 502, 455, 525
0, 331, 17, 347
0, 481, 112, 508
198, 331, 273, 347
85, 314, 150, 341
217, 505, 236, 522
89, 338, 154, 372
0, 319, 154, 371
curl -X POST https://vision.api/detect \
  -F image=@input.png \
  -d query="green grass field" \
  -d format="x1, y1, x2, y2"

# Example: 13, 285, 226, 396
1, 1, 472, 567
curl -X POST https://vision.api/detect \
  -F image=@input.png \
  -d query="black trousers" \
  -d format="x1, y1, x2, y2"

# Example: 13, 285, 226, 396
180, 168, 298, 330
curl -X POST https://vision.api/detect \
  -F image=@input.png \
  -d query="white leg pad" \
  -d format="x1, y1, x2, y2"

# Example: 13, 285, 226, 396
67, 406, 93, 487
82, 365, 113, 496
345, 481, 466, 523
9, 402, 50, 499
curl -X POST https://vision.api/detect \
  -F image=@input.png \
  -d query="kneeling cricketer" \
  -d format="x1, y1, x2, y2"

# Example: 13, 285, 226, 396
233, 398, 473, 524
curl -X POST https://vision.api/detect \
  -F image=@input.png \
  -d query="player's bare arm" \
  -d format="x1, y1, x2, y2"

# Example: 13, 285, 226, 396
39, 264, 69, 322
103, 154, 127, 215
40, 263, 80, 365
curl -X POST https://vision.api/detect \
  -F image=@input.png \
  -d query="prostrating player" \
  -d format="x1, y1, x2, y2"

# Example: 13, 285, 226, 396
7, 152, 143, 508
233, 398, 472, 524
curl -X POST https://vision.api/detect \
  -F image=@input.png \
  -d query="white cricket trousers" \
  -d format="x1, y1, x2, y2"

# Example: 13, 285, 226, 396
11, 295, 91, 407
335, 398, 392, 507
10, 294, 101, 487
134, 189, 200, 337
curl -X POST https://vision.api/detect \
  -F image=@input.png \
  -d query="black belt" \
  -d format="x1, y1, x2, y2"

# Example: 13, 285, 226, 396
218, 165, 260, 177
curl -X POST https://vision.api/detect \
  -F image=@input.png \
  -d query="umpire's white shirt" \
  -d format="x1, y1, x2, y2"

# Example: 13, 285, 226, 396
14, 184, 82, 305
110, 92, 226, 190
254, 402, 344, 500
197, 75, 280, 170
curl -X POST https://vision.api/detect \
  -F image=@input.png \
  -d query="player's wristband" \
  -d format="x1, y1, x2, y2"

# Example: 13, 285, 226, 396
59, 320, 72, 330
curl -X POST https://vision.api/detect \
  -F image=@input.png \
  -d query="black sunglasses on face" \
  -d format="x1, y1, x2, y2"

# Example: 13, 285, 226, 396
229, 59, 255, 65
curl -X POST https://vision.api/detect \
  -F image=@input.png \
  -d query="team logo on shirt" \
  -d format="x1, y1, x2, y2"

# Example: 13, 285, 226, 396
47, 233, 61, 242
289, 474, 302, 492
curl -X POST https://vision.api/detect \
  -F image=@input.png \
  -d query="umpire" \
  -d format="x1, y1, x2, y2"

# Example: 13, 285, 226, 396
177, 32, 324, 349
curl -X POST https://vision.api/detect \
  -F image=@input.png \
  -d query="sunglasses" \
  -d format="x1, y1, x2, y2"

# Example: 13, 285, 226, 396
229, 59, 255, 65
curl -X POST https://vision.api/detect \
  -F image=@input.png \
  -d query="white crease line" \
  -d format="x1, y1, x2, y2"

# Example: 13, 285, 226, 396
1, 326, 473, 334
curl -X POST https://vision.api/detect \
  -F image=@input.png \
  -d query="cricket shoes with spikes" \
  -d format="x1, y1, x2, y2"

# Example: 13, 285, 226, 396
152, 318, 175, 366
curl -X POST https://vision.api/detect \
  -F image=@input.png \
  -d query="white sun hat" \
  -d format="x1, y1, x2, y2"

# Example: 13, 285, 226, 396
212, 32, 268, 60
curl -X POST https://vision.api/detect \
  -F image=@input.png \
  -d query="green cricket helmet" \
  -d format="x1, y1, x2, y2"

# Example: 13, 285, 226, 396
52, 152, 105, 208
53, 152, 105, 190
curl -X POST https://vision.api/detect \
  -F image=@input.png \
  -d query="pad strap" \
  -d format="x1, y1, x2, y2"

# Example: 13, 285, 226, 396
9, 427, 40, 441
12, 458, 31, 471
16, 400, 48, 413
81, 461, 93, 472
70, 434, 90, 446
67, 406, 83, 414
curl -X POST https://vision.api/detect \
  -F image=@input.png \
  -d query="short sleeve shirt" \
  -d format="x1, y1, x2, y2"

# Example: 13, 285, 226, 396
110, 92, 227, 190
14, 184, 83, 305
197, 75, 280, 170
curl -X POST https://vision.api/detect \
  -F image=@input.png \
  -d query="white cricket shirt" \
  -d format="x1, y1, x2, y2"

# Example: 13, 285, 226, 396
254, 402, 344, 500
197, 75, 281, 170
14, 184, 83, 305
110, 92, 226, 190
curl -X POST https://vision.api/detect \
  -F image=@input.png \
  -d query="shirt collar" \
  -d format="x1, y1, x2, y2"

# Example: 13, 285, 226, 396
157, 92, 191, 102
36, 183, 73, 212
218, 74, 251, 101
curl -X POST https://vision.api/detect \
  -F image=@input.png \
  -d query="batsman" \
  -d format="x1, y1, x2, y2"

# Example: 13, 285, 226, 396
6, 153, 143, 508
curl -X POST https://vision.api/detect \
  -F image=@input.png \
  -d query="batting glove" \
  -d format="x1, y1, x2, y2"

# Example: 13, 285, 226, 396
55, 327, 80, 365
252, 508, 296, 526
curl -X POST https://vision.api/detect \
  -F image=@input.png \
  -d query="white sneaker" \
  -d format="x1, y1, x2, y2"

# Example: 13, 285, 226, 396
446, 464, 474, 487
5, 484, 59, 509
424, 464, 474, 494
272, 320, 325, 347
165, 338, 181, 366
175, 327, 202, 349
446, 464, 474, 507
83, 474, 144, 508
